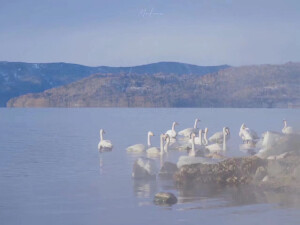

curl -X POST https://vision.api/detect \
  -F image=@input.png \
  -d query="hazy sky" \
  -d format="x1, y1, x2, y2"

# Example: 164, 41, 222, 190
0, 0, 300, 66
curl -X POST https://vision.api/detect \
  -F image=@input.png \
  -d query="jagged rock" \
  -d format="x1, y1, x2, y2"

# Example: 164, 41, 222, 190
154, 192, 177, 206
132, 157, 158, 179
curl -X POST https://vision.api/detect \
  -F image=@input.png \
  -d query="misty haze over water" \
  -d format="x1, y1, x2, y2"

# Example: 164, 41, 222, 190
0, 108, 299, 225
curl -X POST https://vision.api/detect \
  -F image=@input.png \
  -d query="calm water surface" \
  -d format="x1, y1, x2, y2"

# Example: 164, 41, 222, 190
0, 108, 300, 225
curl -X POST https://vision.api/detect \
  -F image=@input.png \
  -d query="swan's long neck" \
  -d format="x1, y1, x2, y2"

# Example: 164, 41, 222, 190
199, 130, 203, 145
191, 136, 196, 156
100, 130, 104, 141
147, 133, 152, 147
160, 135, 164, 155
223, 129, 227, 151
194, 120, 198, 129
172, 122, 176, 131
283, 120, 287, 129
164, 139, 169, 153
203, 129, 208, 145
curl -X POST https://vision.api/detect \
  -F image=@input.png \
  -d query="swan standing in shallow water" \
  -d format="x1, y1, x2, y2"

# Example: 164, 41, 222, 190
147, 134, 166, 156
209, 127, 230, 144
163, 134, 171, 153
203, 127, 209, 145
98, 129, 113, 152
194, 129, 204, 145
282, 119, 294, 134
205, 127, 228, 153
188, 133, 205, 156
177, 133, 222, 168
165, 122, 179, 139
178, 118, 200, 137
126, 131, 154, 153
188, 129, 206, 150
239, 123, 259, 143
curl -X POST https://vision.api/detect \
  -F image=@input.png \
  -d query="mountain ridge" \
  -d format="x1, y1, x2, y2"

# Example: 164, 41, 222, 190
6, 62, 300, 108
0, 61, 229, 106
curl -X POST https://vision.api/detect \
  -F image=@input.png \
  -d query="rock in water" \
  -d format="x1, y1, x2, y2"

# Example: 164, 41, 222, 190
159, 162, 178, 178
154, 192, 177, 206
132, 157, 158, 179
174, 156, 267, 185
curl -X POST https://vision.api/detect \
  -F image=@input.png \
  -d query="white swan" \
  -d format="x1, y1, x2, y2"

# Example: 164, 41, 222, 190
188, 133, 204, 156
239, 123, 259, 143
147, 134, 165, 156
282, 119, 294, 134
178, 118, 200, 137
126, 131, 154, 153
98, 129, 113, 151
167, 138, 189, 151
194, 129, 204, 145
165, 122, 179, 139
163, 134, 171, 153
203, 127, 209, 145
188, 129, 206, 148
209, 127, 230, 144
177, 134, 222, 168
205, 127, 228, 153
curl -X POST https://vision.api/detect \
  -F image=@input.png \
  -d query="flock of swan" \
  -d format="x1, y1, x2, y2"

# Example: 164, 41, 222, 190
98, 118, 298, 173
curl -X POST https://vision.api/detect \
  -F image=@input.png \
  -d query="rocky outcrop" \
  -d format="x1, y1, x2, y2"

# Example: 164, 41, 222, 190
7, 62, 300, 108
174, 156, 267, 185
174, 152, 300, 193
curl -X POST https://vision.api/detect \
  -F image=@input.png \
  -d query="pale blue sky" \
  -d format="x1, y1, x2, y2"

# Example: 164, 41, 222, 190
0, 0, 300, 66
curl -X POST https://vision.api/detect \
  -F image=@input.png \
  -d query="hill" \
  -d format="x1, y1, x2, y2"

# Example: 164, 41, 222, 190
0, 61, 228, 106
7, 62, 300, 108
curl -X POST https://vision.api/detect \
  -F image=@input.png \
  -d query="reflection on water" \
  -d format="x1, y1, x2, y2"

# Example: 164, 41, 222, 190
133, 174, 300, 211
133, 179, 158, 199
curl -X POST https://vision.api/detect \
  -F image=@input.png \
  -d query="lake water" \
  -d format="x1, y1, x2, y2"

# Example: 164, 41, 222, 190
0, 108, 300, 225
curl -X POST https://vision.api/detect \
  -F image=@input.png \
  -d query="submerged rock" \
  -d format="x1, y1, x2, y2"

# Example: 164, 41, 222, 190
132, 157, 158, 179
154, 192, 177, 206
